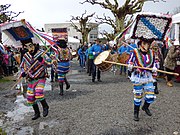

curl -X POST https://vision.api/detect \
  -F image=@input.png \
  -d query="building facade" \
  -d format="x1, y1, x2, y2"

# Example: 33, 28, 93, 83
44, 22, 99, 43
170, 13, 180, 44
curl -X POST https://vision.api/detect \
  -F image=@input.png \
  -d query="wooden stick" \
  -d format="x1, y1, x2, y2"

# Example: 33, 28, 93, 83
11, 47, 51, 90
103, 60, 179, 76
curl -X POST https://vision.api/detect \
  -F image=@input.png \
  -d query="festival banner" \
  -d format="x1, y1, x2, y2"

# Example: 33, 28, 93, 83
51, 28, 68, 41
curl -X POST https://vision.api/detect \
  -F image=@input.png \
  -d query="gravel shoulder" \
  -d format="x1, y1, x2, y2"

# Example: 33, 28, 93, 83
0, 77, 18, 113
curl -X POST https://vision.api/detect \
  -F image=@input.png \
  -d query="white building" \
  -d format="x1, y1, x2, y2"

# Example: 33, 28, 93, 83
44, 22, 99, 44
169, 13, 180, 44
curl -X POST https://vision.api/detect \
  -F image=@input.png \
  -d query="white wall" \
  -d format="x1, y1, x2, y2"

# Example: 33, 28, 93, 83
44, 22, 98, 43
172, 13, 180, 44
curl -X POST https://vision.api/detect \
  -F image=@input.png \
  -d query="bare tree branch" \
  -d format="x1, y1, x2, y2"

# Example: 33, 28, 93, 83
70, 11, 97, 43
80, 0, 166, 35
0, 4, 11, 12
172, 6, 180, 15
100, 30, 115, 41
95, 14, 116, 31
124, 15, 134, 28
0, 4, 24, 23
70, 20, 81, 32
144, 0, 166, 2
9, 11, 24, 21
80, 0, 117, 12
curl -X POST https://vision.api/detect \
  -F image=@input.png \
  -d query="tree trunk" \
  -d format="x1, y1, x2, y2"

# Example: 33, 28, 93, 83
115, 16, 125, 35
82, 31, 88, 45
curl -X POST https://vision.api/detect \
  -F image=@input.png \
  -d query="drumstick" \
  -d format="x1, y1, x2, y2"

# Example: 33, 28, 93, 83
10, 47, 51, 90
103, 60, 179, 76
121, 41, 135, 49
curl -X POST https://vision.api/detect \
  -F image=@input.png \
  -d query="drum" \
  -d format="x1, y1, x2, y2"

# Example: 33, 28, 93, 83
71, 51, 77, 59
111, 53, 118, 62
94, 50, 113, 72
117, 52, 130, 64
72, 51, 76, 56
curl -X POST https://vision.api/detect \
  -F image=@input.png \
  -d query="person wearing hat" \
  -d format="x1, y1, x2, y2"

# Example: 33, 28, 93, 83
163, 40, 180, 87
56, 39, 71, 96
89, 39, 103, 82
118, 41, 128, 75
86, 43, 94, 76
20, 40, 51, 120
128, 39, 157, 121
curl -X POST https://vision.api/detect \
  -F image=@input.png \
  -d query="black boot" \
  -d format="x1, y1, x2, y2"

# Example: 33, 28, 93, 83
153, 82, 159, 94
92, 78, 95, 82
32, 104, 40, 120
142, 101, 152, 116
64, 77, 70, 90
134, 105, 140, 121
55, 73, 58, 82
40, 99, 49, 117
59, 82, 64, 96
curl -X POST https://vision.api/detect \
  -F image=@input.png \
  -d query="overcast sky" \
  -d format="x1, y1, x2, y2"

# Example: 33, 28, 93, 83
1, 0, 180, 31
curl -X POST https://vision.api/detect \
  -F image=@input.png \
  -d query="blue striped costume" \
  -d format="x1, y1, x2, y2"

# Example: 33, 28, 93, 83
128, 48, 156, 106
56, 47, 71, 82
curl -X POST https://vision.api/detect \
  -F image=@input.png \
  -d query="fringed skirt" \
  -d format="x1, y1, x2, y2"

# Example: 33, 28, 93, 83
26, 78, 46, 106
130, 71, 156, 84
130, 71, 156, 106
57, 61, 70, 82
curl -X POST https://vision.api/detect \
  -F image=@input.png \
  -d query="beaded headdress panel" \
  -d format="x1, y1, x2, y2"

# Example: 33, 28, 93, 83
131, 13, 172, 42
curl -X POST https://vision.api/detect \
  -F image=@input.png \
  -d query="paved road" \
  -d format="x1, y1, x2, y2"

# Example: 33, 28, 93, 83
3, 60, 180, 135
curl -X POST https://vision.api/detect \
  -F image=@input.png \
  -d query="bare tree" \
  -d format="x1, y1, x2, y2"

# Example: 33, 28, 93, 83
0, 4, 24, 23
0, 4, 23, 42
95, 13, 133, 40
80, 0, 166, 39
70, 10, 98, 44
99, 30, 115, 41
172, 6, 180, 15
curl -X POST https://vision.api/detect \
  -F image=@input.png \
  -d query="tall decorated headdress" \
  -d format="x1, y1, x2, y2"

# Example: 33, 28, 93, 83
130, 12, 172, 42
52, 28, 68, 42
0, 19, 40, 47
0, 19, 55, 48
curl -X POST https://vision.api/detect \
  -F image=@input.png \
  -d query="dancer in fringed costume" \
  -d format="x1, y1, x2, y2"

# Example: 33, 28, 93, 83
56, 39, 71, 96
128, 39, 157, 121
20, 39, 51, 120
127, 13, 172, 121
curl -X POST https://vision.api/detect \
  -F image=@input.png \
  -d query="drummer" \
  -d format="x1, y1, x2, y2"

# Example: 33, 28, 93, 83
127, 39, 137, 54
118, 41, 128, 75
89, 39, 103, 82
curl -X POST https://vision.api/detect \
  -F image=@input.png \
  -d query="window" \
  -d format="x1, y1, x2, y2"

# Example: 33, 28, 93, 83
90, 34, 97, 39
73, 36, 78, 39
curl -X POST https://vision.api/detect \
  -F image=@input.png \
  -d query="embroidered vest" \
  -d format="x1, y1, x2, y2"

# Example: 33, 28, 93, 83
57, 47, 71, 61
23, 51, 47, 78
134, 49, 154, 68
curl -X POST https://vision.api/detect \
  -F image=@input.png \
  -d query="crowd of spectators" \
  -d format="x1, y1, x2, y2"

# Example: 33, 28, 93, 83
0, 45, 19, 78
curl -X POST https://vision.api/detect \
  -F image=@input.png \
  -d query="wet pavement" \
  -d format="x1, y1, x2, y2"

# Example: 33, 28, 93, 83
0, 60, 180, 135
